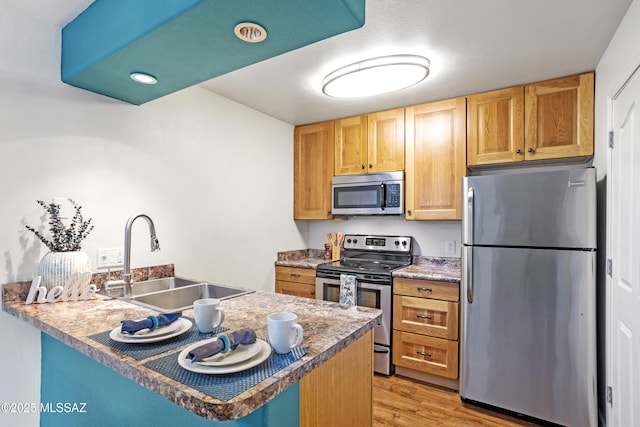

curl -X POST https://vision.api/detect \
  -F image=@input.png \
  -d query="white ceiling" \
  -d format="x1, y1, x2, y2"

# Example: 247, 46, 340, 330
8, 0, 633, 126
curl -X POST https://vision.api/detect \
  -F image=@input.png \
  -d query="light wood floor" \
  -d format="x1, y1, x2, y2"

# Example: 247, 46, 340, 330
373, 374, 541, 426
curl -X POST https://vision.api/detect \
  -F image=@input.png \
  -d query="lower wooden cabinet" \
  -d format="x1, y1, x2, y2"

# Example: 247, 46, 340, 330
392, 277, 460, 383
275, 266, 316, 299
392, 330, 458, 379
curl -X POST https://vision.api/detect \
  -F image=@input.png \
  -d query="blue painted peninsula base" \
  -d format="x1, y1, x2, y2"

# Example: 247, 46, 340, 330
40, 333, 299, 427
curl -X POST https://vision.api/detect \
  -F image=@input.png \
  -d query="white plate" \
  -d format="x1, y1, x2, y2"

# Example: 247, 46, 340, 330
196, 341, 262, 367
120, 317, 184, 338
109, 318, 192, 344
178, 339, 272, 374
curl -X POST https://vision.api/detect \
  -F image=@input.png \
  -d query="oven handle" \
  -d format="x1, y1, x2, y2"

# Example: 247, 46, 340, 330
373, 344, 389, 354
315, 274, 391, 286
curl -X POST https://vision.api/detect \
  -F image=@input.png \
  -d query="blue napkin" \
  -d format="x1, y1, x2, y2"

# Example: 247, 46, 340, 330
188, 328, 257, 362
121, 312, 182, 335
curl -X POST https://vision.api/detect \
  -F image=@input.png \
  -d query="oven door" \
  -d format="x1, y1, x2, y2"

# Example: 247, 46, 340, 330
314, 276, 391, 347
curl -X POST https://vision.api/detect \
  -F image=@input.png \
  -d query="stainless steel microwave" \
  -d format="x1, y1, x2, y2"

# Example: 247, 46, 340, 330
331, 171, 404, 215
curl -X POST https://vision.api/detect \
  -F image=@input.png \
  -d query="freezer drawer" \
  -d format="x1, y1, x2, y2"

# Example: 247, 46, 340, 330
461, 246, 597, 427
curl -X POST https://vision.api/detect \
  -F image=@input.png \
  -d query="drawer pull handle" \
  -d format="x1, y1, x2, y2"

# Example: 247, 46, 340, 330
416, 314, 432, 320
290, 273, 301, 277
417, 287, 432, 292
417, 351, 432, 357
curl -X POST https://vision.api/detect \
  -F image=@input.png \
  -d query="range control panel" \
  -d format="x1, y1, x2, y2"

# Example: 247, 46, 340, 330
342, 234, 412, 253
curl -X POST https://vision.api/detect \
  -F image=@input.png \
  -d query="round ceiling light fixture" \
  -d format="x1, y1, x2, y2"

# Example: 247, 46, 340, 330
322, 55, 430, 98
130, 72, 158, 85
234, 22, 267, 43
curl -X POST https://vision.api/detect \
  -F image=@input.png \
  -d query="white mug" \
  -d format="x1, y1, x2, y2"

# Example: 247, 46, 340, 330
268, 312, 304, 354
193, 298, 225, 333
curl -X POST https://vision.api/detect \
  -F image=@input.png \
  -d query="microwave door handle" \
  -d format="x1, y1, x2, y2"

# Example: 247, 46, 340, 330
380, 183, 386, 210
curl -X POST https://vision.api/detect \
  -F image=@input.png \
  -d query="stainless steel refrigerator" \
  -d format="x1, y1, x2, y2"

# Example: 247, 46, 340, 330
460, 167, 597, 427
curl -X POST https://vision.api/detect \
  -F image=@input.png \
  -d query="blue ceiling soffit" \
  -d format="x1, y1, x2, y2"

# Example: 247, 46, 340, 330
61, 0, 365, 105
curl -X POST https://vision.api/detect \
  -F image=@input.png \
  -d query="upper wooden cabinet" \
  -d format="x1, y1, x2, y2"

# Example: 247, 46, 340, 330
467, 72, 594, 167
294, 121, 334, 220
405, 97, 466, 220
334, 115, 367, 175
467, 86, 525, 165
335, 108, 405, 175
525, 72, 594, 160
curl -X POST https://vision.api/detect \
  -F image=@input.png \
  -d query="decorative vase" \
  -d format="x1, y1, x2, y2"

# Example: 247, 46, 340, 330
37, 251, 91, 291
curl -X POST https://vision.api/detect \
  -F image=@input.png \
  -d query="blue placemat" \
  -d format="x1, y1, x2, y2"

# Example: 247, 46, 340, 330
88, 319, 228, 361
144, 342, 308, 402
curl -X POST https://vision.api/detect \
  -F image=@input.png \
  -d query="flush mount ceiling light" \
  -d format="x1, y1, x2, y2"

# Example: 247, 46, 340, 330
129, 72, 157, 85
234, 22, 267, 43
322, 54, 430, 98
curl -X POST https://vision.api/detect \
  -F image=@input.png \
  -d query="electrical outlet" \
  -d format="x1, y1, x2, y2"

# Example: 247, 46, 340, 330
445, 240, 456, 254
97, 248, 124, 268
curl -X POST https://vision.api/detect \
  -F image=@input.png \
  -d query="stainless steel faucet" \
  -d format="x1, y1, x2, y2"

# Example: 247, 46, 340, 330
106, 213, 160, 298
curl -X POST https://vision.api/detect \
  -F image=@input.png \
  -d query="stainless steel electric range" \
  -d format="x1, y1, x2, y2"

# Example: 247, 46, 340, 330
315, 234, 413, 375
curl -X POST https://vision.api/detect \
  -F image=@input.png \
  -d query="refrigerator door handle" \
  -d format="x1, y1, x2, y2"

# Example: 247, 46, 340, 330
464, 187, 474, 244
464, 246, 473, 303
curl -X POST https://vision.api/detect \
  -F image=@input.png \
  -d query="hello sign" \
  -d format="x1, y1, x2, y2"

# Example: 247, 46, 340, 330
25, 272, 96, 304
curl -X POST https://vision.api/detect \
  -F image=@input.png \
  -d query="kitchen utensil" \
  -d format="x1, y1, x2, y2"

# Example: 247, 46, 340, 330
331, 232, 343, 261
194, 298, 225, 333
327, 232, 335, 246
267, 312, 304, 354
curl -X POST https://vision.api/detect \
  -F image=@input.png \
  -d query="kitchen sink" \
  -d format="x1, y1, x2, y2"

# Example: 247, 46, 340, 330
130, 277, 201, 295
100, 276, 201, 298
127, 282, 253, 312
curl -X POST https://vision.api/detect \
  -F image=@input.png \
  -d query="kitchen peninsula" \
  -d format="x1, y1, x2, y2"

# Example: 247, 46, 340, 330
2, 278, 380, 426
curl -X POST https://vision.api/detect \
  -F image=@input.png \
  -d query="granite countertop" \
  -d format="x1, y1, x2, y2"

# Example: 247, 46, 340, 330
274, 249, 327, 269
1, 281, 380, 421
274, 250, 461, 283
393, 256, 461, 283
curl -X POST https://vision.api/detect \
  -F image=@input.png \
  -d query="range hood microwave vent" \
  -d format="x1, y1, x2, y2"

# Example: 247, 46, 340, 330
61, 0, 365, 105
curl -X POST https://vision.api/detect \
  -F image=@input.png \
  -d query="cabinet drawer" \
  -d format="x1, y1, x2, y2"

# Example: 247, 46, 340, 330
275, 280, 316, 299
275, 266, 316, 285
392, 330, 458, 379
393, 296, 458, 340
394, 277, 459, 302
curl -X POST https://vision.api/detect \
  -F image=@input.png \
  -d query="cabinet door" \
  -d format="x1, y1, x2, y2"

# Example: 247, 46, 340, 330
405, 97, 466, 220
525, 72, 594, 160
367, 108, 405, 173
294, 121, 334, 220
467, 86, 525, 166
335, 115, 367, 175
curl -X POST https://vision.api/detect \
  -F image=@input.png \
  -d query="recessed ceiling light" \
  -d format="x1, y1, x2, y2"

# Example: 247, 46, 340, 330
322, 55, 430, 98
234, 22, 267, 43
130, 72, 157, 85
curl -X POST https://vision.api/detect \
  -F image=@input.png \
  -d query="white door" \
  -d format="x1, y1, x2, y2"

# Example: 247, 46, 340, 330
609, 64, 640, 427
